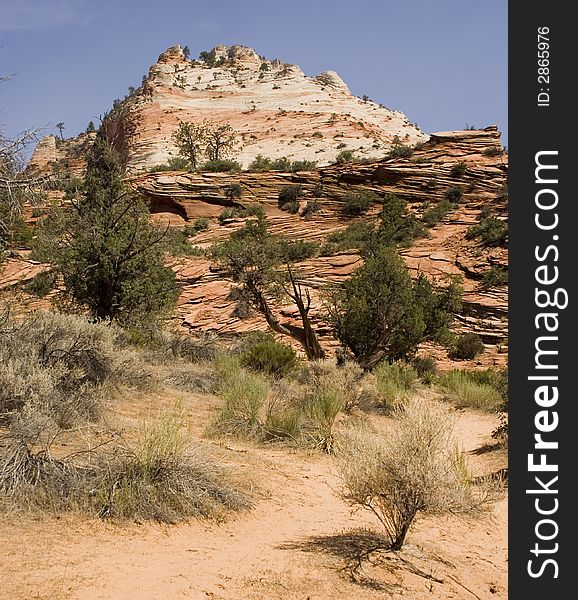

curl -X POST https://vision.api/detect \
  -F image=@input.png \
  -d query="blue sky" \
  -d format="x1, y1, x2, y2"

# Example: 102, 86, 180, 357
0, 0, 507, 156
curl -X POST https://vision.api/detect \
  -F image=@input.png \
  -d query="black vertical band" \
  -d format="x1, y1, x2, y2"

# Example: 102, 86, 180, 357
509, 2, 573, 596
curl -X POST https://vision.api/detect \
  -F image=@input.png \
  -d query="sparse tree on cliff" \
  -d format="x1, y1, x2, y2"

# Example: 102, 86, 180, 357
172, 120, 210, 170
173, 120, 239, 170
37, 135, 178, 325
182, 45, 191, 60
56, 122, 65, 140
211, 217, 324, 360
205, 123, 237, 161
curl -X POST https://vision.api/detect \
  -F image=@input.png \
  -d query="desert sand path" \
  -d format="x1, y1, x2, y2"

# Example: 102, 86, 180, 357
0, 410, 506, 600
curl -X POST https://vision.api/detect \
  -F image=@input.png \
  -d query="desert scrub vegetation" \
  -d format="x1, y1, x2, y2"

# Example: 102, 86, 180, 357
450, 161, 467, 178
0, 312, 250, 521
248, 155, 317, 172
449, 332, 485, 360
445, 186, 463, 204
411, 355, 438, 384
436, 369, 505, 412
338, 398, 478, 550
94, 410, 251, 522
483, 145, 504, 157
334, 149, 356, 164
211, 353, 271, 439
200, 159, 242, 173
148, 156, 190, 172
298, 359, 379, 413
481, 265, 508, 288
278, 184, 303, 212
372, 361, 418, 413
301, 200, 321, 218
421, 198, 455, 228
320, 221, 375, 255
210, 355, 378, 452
340, 190, 379, 217
240, 334, 297, 379
0, 311, 145, 430
123, 325, 221, 365
321, 193, 426, 256
22, 269, 57, 298
218, 204, 264, 223
386, 136, 414, 159
0, 410, 251, 521
466, 216, 508, 247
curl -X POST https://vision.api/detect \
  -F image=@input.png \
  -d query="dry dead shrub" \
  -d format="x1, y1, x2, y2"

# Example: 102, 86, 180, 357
0, 311, 146, 430
338, 398, 477, 550
298, 359, 379, 412
95, 410, 252, 522
0, 411, 252, 522
0, 427, 95, 514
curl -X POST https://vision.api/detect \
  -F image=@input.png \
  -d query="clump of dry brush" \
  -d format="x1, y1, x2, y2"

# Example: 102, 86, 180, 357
337, 397, 497, 550
0, 311, 251, 521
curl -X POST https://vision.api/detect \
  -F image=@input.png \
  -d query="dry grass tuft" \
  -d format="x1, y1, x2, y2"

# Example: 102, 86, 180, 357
0, 410, 252, 522
436, 370, 503, 412
372, 361, 418, 413
95, 410, 252, 522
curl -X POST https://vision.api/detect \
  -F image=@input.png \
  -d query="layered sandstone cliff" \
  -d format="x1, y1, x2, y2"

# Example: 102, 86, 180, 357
130, 126, 507, 365
17, 48, 507, 367
28, 45, 426, 175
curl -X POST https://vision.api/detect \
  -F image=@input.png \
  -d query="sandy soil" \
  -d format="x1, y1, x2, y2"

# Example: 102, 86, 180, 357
0, 391, 507, 600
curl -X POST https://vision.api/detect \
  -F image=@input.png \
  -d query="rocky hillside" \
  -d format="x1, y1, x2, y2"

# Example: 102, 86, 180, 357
14, 48, 507, 368
128, 126, 507, 366
28, 45, 426, 174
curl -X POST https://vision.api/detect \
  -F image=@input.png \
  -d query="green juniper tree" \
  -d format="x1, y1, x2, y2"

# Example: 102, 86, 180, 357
328, 247, 461, 369
38, 136, 178, 325
212, 217, 324, 359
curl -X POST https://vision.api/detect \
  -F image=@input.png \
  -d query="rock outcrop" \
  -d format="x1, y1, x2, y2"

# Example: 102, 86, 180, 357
28, 45, 426, 175
131, 126, 508, 366
27, 132, 96, 177
17, 47, 507, 368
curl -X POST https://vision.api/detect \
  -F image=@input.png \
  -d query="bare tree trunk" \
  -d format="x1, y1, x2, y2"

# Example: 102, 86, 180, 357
248, 276, 325, 360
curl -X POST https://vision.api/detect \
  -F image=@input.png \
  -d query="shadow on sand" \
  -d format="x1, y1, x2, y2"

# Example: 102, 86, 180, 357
278, 528, 443, 592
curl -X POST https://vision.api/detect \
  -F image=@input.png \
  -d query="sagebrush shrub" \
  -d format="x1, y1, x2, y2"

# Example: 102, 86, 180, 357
0, 311, 143, 430
338, 398, 476, 550
240, 336, 297, 378
450, 333, 485, 360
